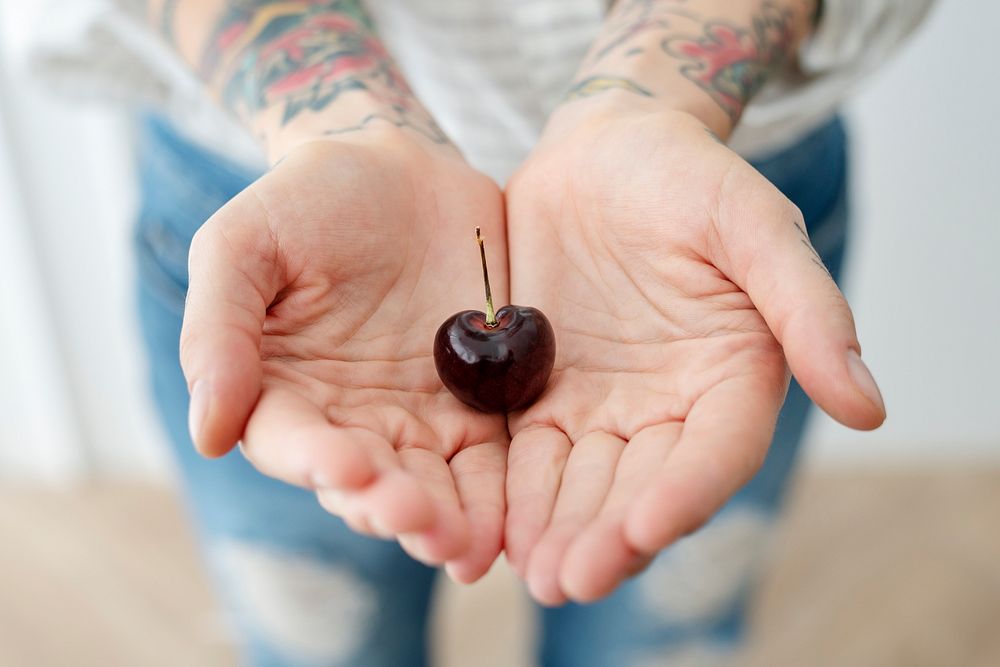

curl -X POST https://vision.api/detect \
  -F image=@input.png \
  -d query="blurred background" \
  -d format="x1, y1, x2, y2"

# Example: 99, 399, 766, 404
1, 0, 998, 665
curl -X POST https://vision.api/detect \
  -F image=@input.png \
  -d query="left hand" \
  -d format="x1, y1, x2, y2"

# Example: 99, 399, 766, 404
502, 103, 885, 605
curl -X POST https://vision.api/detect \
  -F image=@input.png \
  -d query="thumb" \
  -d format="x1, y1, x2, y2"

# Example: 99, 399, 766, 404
180, 192, 283, 457
714, 165, 886, 430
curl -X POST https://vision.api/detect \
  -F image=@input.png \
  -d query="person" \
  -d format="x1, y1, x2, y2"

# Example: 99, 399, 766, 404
31, 0, 933, 664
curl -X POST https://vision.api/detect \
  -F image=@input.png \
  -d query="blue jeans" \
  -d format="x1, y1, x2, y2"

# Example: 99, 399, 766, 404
134, 115, 849, 667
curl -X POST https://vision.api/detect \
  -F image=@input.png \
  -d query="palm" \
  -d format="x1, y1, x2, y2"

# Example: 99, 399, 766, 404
504, 112, 789, 604
183, 137, 509, 581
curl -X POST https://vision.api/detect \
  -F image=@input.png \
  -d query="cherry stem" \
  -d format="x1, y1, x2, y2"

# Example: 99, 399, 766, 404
476, 227, 497, 327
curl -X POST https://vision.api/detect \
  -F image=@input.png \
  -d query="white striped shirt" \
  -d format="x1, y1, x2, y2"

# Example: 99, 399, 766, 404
30, 0, 935, 183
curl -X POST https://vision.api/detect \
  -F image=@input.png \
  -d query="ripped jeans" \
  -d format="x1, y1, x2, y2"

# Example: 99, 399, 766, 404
134, 114, 850, 667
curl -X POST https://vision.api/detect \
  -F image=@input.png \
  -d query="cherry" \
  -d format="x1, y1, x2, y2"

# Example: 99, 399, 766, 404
434, 228, 556, 413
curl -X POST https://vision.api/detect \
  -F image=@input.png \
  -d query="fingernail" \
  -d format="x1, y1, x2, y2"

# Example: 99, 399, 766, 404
188, 380, 210, 447
846, 349, 886, 416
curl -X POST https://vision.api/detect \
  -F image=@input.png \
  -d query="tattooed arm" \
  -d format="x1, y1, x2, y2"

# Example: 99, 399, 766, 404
503, 0, 884, 605
564, 0, 818, 138
148, 0, 448, 162
147, 1, 510, 581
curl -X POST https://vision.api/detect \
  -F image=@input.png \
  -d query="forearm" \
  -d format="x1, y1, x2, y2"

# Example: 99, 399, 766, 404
148, 0, 449, 162
562, 0, 819, 138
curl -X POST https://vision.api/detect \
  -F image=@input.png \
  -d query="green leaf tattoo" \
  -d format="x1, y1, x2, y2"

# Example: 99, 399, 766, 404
563, 76, 654, 103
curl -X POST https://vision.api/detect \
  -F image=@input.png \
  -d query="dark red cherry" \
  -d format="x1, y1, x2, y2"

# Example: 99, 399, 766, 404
435, 305, 555, 412
433, 228, 556, 413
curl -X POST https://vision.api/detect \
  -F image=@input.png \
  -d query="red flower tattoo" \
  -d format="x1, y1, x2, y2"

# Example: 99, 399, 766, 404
664, 5, 793, 121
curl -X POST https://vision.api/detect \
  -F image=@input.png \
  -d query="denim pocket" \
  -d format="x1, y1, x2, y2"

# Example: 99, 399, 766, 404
749, 116, 849, 233
135, 212, 191, 315
133, 113, 260, 314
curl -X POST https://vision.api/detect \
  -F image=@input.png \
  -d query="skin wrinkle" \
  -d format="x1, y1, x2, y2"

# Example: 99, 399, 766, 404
211, 228, 272, 320
610, 406, 688, 442
543, 380, 691, 443
567, 163, 620, 308
707, 153, 745, 277
242, 186, 291, 284
557, 325, 688, 348
524, 406, 590, 446
319, 391, 485, 457
372, 168, 435, 318
562, 242, 763, 345
392, 237, 436, 331
553, 223, 621, 322
448, 445, 507, 492
259, 360, 440, 396
559, 308, 756, 373
263, 270, 396, 351
262, 282, 339, 337
363, 405, 430, 452
603, 245, 697, 339
558, 292, 625, 323
549, 433, 627, 521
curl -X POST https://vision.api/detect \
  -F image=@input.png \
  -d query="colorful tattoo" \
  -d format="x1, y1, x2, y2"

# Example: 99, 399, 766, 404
566, 1, 806, 119
198, 0, 446, 142
588, 0, 697, 65
662, 4, 794, 121
563, 76, 653, 103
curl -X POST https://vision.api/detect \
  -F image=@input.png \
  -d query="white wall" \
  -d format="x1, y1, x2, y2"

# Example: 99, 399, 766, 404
0, 1, 171, 482
805, 0, 1000, 466
0, 0, 996, 482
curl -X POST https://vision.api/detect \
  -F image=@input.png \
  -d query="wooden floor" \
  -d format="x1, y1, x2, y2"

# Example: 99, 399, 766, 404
2, 467, 999, 666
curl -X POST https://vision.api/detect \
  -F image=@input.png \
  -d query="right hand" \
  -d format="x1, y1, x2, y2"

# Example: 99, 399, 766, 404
180, 130, 509, 583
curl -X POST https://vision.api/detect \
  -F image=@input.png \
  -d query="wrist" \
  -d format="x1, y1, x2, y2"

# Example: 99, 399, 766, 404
540, 90, 714, 151
552, 77, 732, 141
268, 119, 466, 178
164, 0, 455, 165
556, 0, 818, 140
260, 97, 456, 166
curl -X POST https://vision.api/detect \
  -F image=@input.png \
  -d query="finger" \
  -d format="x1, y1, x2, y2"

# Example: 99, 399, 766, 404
526, 432, 625, 606
180, 194, 284, 457
319, 468, 438, 538
559, 422, 681, 603
444, 441, 508, 584
714, 166, 886, 430
241, 387, 377, 490
504, 427, 572, 578
624, 372, 785, 555
396, 448, 471, 565
352, 467, 437, 535
315, 488, 377, 536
